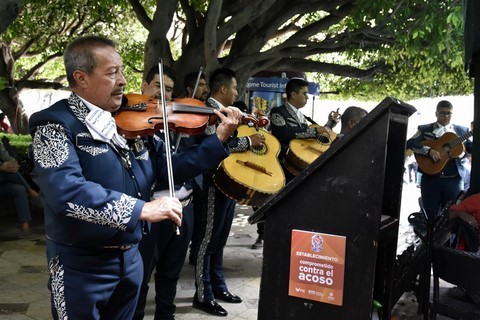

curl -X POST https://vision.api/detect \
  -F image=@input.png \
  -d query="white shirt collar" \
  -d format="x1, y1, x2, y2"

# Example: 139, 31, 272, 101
286, 101, 306, 124
79, 96, 129, 150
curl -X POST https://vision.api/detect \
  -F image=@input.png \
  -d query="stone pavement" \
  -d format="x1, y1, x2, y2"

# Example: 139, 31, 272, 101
0, 183, 453, 319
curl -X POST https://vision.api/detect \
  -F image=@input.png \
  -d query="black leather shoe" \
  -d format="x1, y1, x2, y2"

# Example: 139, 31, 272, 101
192, 296, 227, 316
214, 290, 242, 303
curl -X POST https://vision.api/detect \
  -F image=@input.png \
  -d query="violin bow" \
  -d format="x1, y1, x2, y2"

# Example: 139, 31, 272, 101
191, 66, 204, 98
158, 59, 180, 236
172, 66, 204, 152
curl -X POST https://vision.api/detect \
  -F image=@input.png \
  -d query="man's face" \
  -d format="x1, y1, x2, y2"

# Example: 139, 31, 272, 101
142, 74, 175, 101
78, 46, 126, 112
194, 78, 209, 101
435, 107, 453, 126
291, 86, 309, 109
224, 78, 238, 106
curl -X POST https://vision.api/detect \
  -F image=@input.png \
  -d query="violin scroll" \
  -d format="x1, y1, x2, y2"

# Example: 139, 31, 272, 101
241, 113, 269, 128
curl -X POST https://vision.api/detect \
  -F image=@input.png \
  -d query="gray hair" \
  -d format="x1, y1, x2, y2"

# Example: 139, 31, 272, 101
64, 35, 116, 88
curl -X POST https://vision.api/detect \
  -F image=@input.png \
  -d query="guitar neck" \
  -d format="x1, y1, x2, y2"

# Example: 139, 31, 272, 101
451, 130, 473, 147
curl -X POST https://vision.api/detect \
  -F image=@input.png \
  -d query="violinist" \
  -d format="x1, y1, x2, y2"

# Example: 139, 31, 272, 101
182, 71, 209, 102
134, 65, 199, 320
183, 70, 209, 267
28, 35, 242, 320
192, 68, 265, 317
141, 64, 175, 101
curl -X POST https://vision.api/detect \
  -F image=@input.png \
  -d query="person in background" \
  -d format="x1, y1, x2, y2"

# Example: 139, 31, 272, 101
334, 106, 367, 141
407, 100, 472, 217
448, 193, 480, 304
0, 113, 13, 132
449, 193, 480, 253
181, 70, 209, 266
192, 68, 265, 317
0, 141, 40, 236
182, 71, 209, 102
140, 65, 174, 100
28, 35, 242, 320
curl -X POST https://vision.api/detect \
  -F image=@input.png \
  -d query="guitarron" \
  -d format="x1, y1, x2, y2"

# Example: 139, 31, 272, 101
415, 130, 473, 175
214, 125, 285, 207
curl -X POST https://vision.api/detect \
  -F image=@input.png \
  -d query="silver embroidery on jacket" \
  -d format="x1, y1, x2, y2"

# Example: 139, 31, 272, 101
33, 124, 69, 168
230, 136, 249, 152
270, 113, 286, 127
135, 151, 149, 161
194, 185, 216, 302
68, 94, 89, 123
49, 256, 68, 320
65, 194, 136, 230
76, 132, 109, 156
296, 127, 318, 139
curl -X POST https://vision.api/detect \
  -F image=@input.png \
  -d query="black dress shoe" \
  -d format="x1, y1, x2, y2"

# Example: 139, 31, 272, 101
192, 296, 227, 316
214, 290, 242, 303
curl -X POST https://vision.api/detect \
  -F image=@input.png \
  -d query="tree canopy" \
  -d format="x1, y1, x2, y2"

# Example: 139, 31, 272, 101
0, 0, 472, 133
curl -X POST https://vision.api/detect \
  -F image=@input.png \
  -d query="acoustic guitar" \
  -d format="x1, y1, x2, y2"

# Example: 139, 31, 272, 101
214, 125, 285, 207
284, 109, 340, 176
415, 130, 473, 175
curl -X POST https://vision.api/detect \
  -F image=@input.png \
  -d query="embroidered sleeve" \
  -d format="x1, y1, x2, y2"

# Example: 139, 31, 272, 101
407, 129, 430, 156
31, 123, 138, 230
295, 127, 318, 139
229, 136, 250, 152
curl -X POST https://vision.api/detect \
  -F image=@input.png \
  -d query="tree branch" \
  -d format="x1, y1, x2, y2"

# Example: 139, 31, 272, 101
21, 52, 63, 80
15, 79, 65, 91
204, 0, 223, 69
128, 0, 152, 31
268, 58, 389, 81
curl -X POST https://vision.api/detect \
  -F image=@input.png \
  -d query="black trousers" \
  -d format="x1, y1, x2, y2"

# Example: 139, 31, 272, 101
135, 202, 194, 320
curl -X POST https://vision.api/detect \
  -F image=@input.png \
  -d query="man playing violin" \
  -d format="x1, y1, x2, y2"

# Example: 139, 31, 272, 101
181, 70, 209, 267
141, 64, 175, 101
182, 71, 209, 102
28, 35, 242, 320
134, 65, 202, 320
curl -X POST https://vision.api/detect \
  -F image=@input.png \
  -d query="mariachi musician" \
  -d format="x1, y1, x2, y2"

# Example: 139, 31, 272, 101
192, 68, 266, 317
270, 77, 336, 182
28, 36, 243, 320
407, 100, 472, 217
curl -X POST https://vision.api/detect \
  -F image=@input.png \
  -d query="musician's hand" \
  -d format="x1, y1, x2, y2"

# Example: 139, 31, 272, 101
316, 126, 332, 137
214, 106, 242, 142
140, 196, 183, 226
329, 110, 341, 124
249, 133, 266, 147
428, 149, 441, 162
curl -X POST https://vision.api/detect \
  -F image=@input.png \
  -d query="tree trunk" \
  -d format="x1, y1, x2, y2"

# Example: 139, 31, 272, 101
0, 41, 28, 134
0, 0, 24, 34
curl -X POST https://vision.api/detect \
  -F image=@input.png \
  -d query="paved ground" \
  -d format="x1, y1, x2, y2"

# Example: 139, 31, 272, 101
0, 182, 454, 319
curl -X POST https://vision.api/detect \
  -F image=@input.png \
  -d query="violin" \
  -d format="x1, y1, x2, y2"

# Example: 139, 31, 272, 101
113, 93, 269, 139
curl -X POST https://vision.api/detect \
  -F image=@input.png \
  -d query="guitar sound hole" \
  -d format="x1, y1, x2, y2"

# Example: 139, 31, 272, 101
252, 144, 267, 155
317, 134, 331, 144
442, 143, 451, 153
